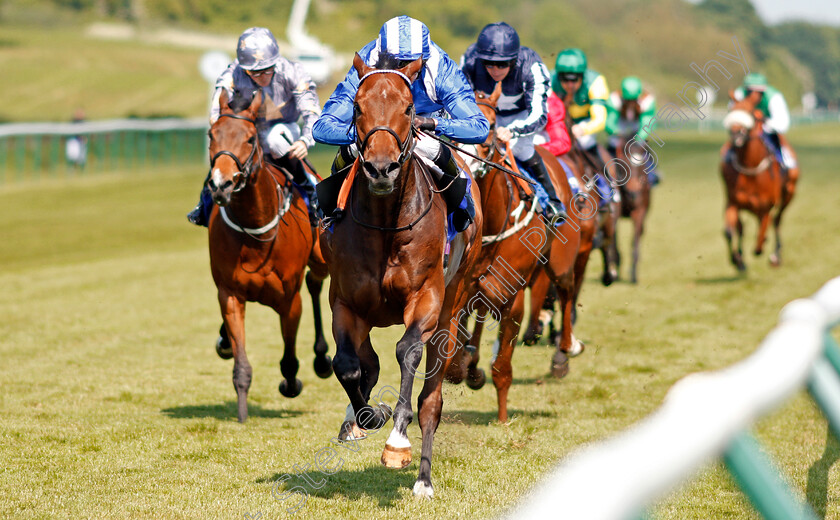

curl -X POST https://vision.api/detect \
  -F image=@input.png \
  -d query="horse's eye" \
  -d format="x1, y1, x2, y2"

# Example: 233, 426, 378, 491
247, 136, 256, 145
353, 103, 361, 116
405, 103, 414, 115
207, 130, 213, 139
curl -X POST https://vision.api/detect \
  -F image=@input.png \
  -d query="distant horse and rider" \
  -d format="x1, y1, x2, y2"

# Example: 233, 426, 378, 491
721, 73, 799, 271
204, 88, 332, 423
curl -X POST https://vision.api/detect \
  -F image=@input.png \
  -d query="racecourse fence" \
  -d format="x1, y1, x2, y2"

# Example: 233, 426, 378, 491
0, 118, 208, 184
507, 275, 840, 520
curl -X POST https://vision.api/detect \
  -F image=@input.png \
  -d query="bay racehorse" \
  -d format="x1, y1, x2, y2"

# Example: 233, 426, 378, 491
206, 88, 332, 423
445, 84, 583, 422
319, 54, 482, 497
721, 91, 798, 270
613, 133, 652, 283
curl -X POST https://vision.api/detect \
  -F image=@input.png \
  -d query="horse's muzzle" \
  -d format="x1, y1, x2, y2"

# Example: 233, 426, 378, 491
207, 177, 233, 206
363, 160, 399, 196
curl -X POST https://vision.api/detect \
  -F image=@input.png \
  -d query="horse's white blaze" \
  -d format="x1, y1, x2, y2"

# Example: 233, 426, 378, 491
723, 109, 755, 130
385, 428, 411, 448
211, 167, 226, 190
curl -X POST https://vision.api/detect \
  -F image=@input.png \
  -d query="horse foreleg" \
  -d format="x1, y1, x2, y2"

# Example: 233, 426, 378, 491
724, 204, 745, 272
491, 290, 525, 423
305, 270, 333, 378
522, 268, 551, 345
754, 210, 771, 257
600, 203, 619, 285
277, 292, 303, 398
331, 301, 385, 436
382, 294, 440, 470
630, 207, 647, 284
220, 291, 250, 422
770, 206, 785, 267
465, 311, 487, 390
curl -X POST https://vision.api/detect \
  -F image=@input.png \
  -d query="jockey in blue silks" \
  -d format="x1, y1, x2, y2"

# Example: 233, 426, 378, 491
313, 15, 489, 232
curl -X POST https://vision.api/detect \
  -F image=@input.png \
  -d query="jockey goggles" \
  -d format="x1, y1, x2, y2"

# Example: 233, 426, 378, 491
246, 67, 274, 78
483, 59, 514, 69
560, 73, 582, 82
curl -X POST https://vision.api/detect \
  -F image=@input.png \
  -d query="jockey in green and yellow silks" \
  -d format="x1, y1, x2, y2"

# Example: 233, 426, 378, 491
550, 48, 616, 203
606, 76, 661, 186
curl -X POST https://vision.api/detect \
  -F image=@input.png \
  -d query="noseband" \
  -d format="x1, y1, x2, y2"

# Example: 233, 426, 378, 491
354, 70, 416, 169
209, 113, 259, 192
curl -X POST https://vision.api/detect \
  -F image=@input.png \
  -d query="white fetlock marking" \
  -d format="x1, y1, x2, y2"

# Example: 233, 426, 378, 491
344, 404, 355, 422
385, 428, 411, 449
539, 309, 553, 331
413, 481, 434, 498
568, 335, 585, 357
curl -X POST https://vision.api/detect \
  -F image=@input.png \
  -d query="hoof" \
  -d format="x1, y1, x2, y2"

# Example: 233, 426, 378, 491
278, 378, 303, 398
313, 354, 333, 379
466, 368, 487, 390
601, 271, 614, 287
357, 402, 392, 431
338, 421, 367, 441
769, 253, 781, 267
413, 480, 434, 498
215, 335, 233, 359
551, 350, 569, 378
381, 444, 412, 469
522, 325, 542, 346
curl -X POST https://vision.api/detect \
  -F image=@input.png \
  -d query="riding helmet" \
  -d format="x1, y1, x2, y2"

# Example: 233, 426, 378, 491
237, 27, 281, 71
474, 22, 521, 62
554, 48, 587, 75
376, 16, 431, 61
742, 72, 768, 92
621, 76, 643, 100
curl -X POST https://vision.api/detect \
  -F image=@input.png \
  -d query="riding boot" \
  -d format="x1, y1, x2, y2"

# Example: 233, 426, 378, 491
331, 145, 358, 176
286, 156, 321, 226
186, 173, 212, 227
522, 153, 567, 223
432, 144, 474, 232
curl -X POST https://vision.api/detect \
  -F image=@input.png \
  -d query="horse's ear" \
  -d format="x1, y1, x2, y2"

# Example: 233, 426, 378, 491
402, 57, 424, 83
354, 53, 372, 79
218, 89, 231, 112
489, 81, 502, 105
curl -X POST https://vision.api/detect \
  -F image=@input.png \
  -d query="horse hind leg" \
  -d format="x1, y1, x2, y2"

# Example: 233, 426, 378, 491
305, 270, 333, 378
769, 207, 785, 267
220, 293, 251, 422
551, 273, 584, 378
215, 322, 233, 359
465, 311, 487, 390
522, 268, 551, 345
278, 292, 303, 398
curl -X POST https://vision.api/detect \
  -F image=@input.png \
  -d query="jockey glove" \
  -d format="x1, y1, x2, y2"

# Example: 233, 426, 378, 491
414, 116, 436, 131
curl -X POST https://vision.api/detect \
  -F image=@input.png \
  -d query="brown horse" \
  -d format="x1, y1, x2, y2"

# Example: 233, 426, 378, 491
445, 84, 582, 421
319, 54, 482, 497
521, 95, 601, 351
721, 92, 798, 270
613, 132, 652, 283
206, 88, 332, 423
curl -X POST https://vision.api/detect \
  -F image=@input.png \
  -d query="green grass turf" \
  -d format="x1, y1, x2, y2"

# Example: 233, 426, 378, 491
1, 125, 839, 519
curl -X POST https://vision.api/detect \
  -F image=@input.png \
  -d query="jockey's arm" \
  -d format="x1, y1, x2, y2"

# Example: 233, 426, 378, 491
542, 92, 571, 156
505, 59, 550, 138
765, 92, 790, 134
312, 67, 360, 146
574, 74, 609, 136
433, 56, 489, 144
288, 62, 322, 150
605, 98, 620, 137
637, 95, 657, 141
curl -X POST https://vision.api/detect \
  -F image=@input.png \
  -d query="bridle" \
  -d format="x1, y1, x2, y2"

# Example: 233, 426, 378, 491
354, 70, 416, 172
472, 98, 500, 178
208, 113, 260, 192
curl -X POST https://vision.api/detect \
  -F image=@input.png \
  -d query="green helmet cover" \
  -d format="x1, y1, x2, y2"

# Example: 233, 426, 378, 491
554, 48, 587, 74
742, 72, 768, 91
621, 76, 643, 100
